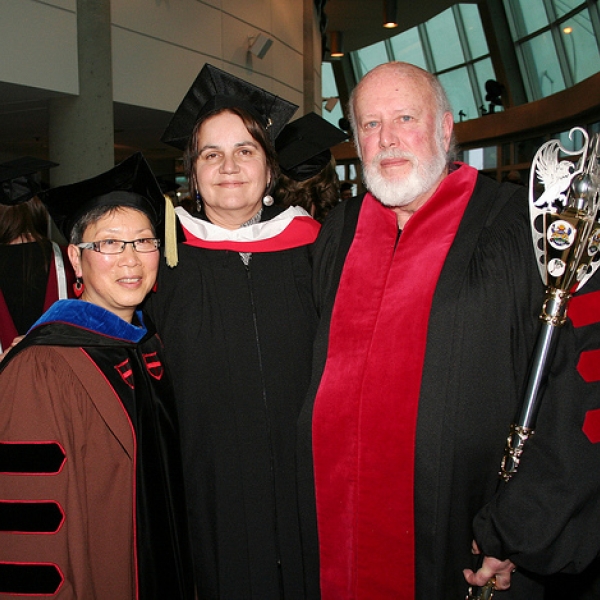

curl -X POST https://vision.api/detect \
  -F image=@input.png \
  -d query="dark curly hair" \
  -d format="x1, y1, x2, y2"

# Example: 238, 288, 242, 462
274, 158, 340, 223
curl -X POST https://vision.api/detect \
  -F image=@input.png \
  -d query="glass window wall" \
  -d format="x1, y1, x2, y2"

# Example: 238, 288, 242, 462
459, 4, 489, 59
426, 10, 464, 70
561, 9, 600, 84
438, 68, 478, 121
505, 0, 550, 36
321, 62, 344, 129
523, 32, 566, 97
351, 42, 388, 80
504, 0, 599, 100
388, 28, 427, 68
322, 1, 600, 176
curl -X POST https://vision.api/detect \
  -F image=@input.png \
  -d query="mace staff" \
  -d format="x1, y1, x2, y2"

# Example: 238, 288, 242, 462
467, 127, 600, 600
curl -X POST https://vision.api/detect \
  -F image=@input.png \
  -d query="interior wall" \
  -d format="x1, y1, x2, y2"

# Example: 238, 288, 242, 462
0, 0, 314, 169
0, 0, 78, 94
110, 0, 306, 115
0, 0, 310, 124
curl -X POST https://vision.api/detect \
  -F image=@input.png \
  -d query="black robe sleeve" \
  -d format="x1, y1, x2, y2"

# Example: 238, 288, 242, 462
473, 270, 600, 574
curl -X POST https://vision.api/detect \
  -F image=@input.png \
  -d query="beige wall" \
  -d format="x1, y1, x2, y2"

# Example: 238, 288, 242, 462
111, 0, 307, 112
0, 0, 322, 173
0, 0, 78, 94
0, 0, 314, 115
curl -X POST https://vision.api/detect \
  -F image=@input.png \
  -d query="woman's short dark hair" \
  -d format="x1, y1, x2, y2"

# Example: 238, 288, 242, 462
184, 106, 279, 200
70, 205, 155, 245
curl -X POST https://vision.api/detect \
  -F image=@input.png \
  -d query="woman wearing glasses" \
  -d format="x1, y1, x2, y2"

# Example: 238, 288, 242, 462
0, 154, 194, 599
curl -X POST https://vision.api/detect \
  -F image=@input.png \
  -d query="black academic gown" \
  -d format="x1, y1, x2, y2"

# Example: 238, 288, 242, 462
145, 205, 319, 599
297, 173, 600, 600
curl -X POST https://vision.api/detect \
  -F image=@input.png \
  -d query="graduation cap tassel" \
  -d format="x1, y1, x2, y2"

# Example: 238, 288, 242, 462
164, 194, 179, 268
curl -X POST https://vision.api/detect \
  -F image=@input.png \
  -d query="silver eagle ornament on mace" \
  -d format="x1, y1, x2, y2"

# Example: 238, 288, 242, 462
467, 127, 600, 600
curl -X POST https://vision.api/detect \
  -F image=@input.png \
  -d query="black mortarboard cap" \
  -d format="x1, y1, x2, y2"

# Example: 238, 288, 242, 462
275, 112, 347, 181
161, 63, 298, 151
0, 157, 59, 206
156, 175, 179, 195
42, 153, 166, 242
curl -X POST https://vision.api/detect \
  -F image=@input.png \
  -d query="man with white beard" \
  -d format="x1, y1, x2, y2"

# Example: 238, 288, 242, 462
296, 61, 600, 599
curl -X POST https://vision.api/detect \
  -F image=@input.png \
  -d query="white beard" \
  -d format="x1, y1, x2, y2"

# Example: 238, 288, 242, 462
363, 146, 447, 208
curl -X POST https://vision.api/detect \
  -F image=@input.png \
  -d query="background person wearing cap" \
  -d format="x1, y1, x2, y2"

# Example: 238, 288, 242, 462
144, 64, 321, 599
0, 157, 75, 355
339, 181, 354, 201
0, 153, 194, 599
274, 112, 347, 223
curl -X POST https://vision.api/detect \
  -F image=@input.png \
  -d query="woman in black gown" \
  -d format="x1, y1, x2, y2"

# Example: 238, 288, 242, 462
145, 64, 321, 599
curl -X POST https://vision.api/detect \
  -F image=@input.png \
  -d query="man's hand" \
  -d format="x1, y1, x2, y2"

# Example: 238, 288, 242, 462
463, 540, 516, 591
0, 335, 24, 363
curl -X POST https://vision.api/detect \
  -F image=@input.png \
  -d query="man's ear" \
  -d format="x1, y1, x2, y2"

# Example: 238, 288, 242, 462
442, 111, 454, 152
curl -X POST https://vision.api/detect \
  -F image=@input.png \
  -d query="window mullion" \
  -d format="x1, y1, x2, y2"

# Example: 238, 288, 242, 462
453, 5, 485, 115
417, 24, 435, 73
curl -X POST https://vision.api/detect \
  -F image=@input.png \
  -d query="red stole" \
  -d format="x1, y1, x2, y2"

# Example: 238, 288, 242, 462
312, 165, 477, 598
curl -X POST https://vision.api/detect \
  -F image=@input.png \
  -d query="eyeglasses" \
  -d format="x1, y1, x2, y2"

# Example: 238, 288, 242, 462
76, 238, 160, 254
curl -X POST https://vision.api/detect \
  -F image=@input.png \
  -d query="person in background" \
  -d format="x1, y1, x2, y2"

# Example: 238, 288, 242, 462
0, 157, 74, 355
144, 64, 321, 599
502, 169, 525, 186
296, 61, 600, 599
0, 153, 194, 599
274, 112, 347, 223
339, 181, 353, 200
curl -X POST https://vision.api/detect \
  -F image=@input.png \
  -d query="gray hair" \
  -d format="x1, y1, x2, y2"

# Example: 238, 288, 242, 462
347, 62, 456, 163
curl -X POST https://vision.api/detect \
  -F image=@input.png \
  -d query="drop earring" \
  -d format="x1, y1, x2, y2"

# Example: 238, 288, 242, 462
73, 277, 85, 298
263, 194, 274, 206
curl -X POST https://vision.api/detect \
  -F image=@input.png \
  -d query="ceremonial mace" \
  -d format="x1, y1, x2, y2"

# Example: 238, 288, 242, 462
467, 128, 600, 600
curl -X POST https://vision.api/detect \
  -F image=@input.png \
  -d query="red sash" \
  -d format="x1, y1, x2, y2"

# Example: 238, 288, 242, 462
313, 165, 477, 598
